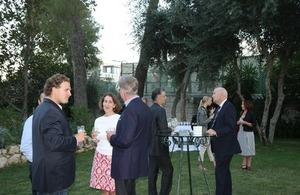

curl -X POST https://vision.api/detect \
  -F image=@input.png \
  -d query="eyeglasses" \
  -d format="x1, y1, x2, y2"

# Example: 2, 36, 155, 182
115, 85, 120, 92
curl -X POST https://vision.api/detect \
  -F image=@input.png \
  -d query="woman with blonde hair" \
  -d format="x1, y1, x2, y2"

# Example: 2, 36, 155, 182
197, 96, 216, 170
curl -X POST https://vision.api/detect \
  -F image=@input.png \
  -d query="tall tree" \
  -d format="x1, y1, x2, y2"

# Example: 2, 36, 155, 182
0, 0, 41, 119
0, 0, 99, 117
165, 0, 241, 119
134, 0, 160, 97
40, 0, 99, 107
238, 0, 300, 144
129, 0, 300, 144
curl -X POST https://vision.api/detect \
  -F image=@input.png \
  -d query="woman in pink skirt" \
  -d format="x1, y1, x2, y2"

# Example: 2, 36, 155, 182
90, 93, 122, 195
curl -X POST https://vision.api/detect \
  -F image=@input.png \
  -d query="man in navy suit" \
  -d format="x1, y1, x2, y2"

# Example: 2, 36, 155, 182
207, 87, 241, 195
32, 74, 86, 194
148, 88, 173, 195
107, 76, 152, 195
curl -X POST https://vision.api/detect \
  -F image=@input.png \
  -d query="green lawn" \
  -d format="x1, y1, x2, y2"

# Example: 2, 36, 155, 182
1, 138, 300, 195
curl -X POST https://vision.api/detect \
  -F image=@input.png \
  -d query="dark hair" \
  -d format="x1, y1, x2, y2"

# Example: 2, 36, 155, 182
243, 99, 253, 110
98, 92, 122, 114
43, 74, 70, 96
207, 102, 218, 111
151, 88, 165, 101
38, 89, 44, 101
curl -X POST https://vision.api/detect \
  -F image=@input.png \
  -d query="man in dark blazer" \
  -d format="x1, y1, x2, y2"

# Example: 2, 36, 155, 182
32, 74, 85, 194
107, 76, 152, 195
148, 88, 173, 195
207, 87, 241, 195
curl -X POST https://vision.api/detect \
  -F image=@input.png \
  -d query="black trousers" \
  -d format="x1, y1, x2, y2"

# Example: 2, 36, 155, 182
29, 162, 37, 195
215, 155, 233, 195
148, 155, 174, 195
36, 189, 68, 195
115, 179, 136, 195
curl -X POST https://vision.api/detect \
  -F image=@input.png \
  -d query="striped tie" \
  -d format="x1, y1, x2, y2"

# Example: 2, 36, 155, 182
211, 106, 221, 128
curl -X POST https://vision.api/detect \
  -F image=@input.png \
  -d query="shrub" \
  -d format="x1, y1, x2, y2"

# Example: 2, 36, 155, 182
0, 108, 23, 148
275, 119, 300, 138
69, 105, 94, 134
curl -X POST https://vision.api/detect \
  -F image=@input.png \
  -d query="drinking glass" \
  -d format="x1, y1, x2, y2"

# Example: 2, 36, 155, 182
91, 127, 99, 142
77, 125, 85, 133
106, 127, 116, 134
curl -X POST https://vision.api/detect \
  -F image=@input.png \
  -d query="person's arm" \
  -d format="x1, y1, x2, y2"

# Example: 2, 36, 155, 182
242, 110, 255, 129
197, 108, 212, 126
109, 107, 137, 148
42, 110, 78, 152
207, 103, 236, 137
157, 107, 172, 133
20, 116, 33, 161
214, 104, 236, 137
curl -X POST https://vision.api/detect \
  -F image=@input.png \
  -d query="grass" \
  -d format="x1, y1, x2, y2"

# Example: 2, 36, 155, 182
1, 138, 300, 195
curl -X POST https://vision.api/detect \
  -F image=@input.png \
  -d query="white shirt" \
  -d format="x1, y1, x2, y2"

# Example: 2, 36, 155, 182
218, 99, 227, 110
94, 114, 120, 155
20, 115, 33, 162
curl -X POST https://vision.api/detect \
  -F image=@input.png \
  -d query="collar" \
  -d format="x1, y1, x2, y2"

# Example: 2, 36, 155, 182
218, 99, 227, 110
124, 95, 139, 107
44, 97, 62, 110
154, 102, 164, 108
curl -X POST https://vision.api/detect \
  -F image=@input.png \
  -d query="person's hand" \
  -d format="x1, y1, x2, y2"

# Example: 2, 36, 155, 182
237, 119, 243, 125
75, 130, 86, 143
171, 127, 175, 132
206, 128, 217, 136
106, 131, 116, 141
210, 107, 215, 115
91, 129, 99, 143
91, 130, 98, 139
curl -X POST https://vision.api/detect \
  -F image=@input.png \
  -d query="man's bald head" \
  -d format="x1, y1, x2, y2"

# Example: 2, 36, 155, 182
212, 87, 228, 105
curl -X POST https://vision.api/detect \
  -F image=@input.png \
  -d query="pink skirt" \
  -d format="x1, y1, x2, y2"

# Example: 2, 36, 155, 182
90, 151, 115, 191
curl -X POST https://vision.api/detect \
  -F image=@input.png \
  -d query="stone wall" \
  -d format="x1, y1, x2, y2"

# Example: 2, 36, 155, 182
0, 136, 96, 169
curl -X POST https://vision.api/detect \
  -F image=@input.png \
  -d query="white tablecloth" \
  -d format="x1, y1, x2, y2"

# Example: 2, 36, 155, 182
169, 125, 199, 152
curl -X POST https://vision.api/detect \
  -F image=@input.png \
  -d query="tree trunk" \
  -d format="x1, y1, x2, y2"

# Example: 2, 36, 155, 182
256, 38, 274, 145
233, 58, 243, 100
22, 48, 29, 120
22, 1, 33, 120
268, 53, 289, 143
134, 0, 159, 96
171, 84, 183, 118
71, 15, 87, 107
22, 0, 35, 119
179, 69, 191, 121
135, 48, 148, 97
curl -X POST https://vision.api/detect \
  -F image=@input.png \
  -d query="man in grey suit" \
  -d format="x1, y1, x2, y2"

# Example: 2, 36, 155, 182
207, 87, 241, 195
107, 76, 152, 195
148, 88, 173, 195
32, 74, 86, 194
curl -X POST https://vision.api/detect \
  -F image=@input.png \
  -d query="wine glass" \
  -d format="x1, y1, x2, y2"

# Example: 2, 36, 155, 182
91, 127, 99, 143
106, 127, 116, 134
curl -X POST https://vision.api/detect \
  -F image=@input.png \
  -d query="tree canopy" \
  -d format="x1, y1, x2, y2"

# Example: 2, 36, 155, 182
0, 0, 100, 118
131, 0, 300, 144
